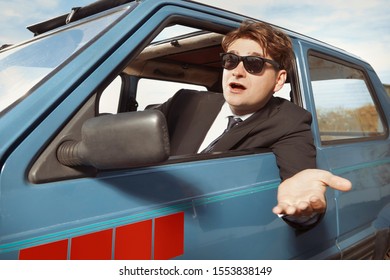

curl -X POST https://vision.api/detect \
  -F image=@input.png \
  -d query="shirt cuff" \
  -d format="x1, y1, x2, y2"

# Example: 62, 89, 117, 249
280, 212, 324, 230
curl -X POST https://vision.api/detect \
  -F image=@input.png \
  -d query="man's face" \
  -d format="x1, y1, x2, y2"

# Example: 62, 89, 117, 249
222, 38, 287, 116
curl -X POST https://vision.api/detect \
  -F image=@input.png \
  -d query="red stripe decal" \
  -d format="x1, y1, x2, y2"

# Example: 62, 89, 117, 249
70, 229, 112, 260
114, 219, 152, 260
19, 239, 68, 260
18, 212, 184, 260
154, 212, 184, 260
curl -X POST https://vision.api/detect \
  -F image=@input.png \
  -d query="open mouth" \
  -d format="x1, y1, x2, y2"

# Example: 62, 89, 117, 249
229, 82, 246, 90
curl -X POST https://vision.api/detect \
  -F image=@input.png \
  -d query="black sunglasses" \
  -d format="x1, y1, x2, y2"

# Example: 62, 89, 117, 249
220, 53, 280, 74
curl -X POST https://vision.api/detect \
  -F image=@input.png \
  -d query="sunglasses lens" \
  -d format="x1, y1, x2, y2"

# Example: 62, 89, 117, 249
244, 57, 264, 74
221, 53, 239, 70
221, 53, 265, 74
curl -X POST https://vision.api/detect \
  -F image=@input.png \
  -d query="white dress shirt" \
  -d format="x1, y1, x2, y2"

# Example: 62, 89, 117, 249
197, 102, 253, 152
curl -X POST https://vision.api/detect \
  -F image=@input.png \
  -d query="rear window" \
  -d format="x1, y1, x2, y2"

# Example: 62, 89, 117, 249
308, 54, 386, 144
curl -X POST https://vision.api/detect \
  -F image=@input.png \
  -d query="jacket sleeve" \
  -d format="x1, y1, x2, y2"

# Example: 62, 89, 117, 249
271, 104, 317, 181
270, 103, 320, 230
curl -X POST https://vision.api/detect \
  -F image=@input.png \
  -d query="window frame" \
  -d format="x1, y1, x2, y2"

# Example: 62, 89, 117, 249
307, 50, 388, 146
96, 18, 302, 162
29, 11, 305, 183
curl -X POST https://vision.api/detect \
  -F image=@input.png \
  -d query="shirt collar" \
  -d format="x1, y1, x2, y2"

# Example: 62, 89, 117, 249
221, 102, 254, 121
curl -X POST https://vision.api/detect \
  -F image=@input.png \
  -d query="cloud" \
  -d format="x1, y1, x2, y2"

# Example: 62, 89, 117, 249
0, 1, 59, 24
0, 0, 91, 44
0, 1, 56, 43
197, 0, 390, 83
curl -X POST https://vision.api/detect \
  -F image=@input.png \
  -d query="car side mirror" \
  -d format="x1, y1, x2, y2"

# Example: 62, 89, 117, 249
57, 110, 170, 169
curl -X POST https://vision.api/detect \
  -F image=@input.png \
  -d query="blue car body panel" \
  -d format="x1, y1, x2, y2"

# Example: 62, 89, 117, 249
0, 0, 389, 260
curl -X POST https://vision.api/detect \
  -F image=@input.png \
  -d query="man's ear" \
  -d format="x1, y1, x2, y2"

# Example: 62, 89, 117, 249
273, 70, 287, 92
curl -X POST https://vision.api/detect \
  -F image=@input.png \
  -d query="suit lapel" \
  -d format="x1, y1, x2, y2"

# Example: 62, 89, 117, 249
213, 97, 281, 151
170, 91, 225, 155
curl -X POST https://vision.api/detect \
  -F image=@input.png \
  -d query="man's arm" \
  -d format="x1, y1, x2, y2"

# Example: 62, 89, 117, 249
269, 100, 317, 181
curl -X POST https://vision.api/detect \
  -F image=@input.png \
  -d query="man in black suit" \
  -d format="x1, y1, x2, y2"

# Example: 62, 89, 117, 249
155, 21, 351, 225
157, 89, 314, 181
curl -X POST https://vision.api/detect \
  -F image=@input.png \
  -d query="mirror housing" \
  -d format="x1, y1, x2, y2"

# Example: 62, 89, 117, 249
57, 110, 170, 169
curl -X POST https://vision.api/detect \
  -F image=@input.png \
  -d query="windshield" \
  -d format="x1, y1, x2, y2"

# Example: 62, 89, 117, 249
0, 6, 131, 113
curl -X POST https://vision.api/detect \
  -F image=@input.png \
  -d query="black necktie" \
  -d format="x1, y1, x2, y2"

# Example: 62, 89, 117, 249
201, 116, 242, 153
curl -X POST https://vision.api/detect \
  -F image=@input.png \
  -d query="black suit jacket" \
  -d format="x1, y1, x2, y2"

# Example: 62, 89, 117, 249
156, 89, 316, 180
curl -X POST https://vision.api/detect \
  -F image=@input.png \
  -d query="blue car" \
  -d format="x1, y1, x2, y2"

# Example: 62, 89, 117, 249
0, 0, 389, 260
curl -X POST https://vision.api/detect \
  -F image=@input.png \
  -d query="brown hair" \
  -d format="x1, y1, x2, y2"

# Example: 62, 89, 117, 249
222, 20, 294, 73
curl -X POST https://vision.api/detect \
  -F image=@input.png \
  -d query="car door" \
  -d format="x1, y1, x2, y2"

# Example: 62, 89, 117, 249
300, 41, 390, 259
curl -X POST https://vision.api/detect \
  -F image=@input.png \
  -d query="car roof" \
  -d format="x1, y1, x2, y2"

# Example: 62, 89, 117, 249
27, 0, 134, 36
26, 0, 363, 62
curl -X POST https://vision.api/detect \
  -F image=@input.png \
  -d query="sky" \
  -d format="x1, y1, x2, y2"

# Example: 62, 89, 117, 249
1, 0, 389, 84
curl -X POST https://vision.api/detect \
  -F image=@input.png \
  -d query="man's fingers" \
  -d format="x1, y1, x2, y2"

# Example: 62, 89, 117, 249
272, 206, 282, 215
285, 205, 297, 215
309, 196, 326, 212
273, 202, 312, 216
272, 203, 288, 215
296, 201, 313, 216
273, 202, 295, 215
273, 169, 352, 218
322, 173, 352, 192
273, 197, 326, 216
286, 169, 352, 192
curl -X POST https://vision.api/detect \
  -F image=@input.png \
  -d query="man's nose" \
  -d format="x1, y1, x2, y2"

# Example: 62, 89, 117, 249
232, 61, 246, 76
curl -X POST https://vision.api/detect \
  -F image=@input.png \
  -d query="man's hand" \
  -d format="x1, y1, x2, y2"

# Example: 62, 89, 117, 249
272, 169, 352, 217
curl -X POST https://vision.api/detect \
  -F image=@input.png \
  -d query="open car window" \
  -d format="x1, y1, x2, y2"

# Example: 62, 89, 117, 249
99, 23, 294, 114
31, 20, 299, 183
